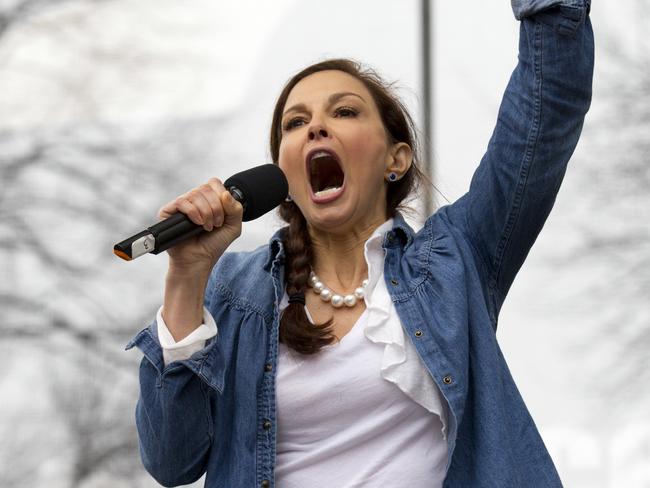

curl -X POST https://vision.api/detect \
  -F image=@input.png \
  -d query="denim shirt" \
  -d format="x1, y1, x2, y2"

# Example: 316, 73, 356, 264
127, 2, 593, 486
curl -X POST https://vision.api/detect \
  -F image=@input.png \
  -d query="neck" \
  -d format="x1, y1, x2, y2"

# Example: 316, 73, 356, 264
308, 216, 386, 294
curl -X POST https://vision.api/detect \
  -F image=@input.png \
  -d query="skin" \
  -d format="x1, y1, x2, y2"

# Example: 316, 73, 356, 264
278, 70, 412, 339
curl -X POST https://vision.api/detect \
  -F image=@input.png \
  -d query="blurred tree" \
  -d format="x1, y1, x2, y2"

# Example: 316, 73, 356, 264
554, 0, 650, 412
48, 344, 141, 486
0, 0, 73, 38
0, 1, 225, 485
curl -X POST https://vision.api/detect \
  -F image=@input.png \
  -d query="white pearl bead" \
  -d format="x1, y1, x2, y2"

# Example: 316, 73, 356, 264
309, 274, 319, 286
319, 288, 332, 302
362, 278, 369, 288
354, 287, 365, 299
343, 295, 357, 307
331, 295, 344, 308
309, 271, 316, 280
313, 281, 324, 293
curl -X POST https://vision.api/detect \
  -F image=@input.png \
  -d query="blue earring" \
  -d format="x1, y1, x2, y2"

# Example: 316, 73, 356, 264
387, 172, 398, 182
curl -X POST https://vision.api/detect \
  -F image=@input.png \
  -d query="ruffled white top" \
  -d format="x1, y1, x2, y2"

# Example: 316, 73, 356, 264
157, 218, 449, 441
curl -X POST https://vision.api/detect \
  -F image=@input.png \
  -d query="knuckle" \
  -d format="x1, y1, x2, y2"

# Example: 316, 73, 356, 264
208, 178, 226, 193
205, 188, 221, 205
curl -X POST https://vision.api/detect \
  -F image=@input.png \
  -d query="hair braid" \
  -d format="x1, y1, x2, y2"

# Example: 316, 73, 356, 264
279, 202, 335, 354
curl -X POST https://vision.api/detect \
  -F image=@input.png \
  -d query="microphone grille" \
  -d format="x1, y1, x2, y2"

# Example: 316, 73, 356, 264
224, 164, 288, 221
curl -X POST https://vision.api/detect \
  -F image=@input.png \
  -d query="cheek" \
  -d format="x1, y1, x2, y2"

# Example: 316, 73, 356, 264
277, 142, 305, 193
278, 138, 301, 169
347, 133, 389, 180
277, 146, 293, 177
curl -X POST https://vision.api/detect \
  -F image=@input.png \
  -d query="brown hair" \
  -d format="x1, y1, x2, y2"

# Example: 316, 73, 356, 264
270, 58, 426, 355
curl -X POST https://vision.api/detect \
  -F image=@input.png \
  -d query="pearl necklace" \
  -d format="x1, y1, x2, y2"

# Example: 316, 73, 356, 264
308, 271, 369, 308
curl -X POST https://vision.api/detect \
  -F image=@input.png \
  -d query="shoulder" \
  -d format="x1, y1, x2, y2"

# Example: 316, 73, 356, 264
400, 207, 478, 278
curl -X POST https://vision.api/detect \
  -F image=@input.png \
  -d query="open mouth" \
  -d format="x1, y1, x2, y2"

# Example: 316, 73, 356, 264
308, 150, 345, 197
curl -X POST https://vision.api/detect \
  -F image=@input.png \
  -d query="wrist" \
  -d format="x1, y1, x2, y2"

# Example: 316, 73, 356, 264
167, 261, 212, 284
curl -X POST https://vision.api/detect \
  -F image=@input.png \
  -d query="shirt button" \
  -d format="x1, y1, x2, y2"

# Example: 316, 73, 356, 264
387, 233, 394, 242
414, 329, 423, 338
261, 480, 270, 488
390, 278, 399, 286
443, 375, 453, 385
264, 363, 272, 372
263, 419, 272, 430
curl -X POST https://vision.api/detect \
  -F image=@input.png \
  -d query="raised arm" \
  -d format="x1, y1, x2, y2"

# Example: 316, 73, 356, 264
445, 1, 594, 321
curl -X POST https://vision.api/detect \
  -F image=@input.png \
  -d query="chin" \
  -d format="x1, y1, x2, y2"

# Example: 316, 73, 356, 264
305, 206, 356, 232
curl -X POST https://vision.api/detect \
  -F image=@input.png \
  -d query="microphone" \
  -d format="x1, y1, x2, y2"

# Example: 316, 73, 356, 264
113, 164, 288, 261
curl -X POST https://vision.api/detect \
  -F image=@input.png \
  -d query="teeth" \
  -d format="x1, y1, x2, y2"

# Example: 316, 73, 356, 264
311, 150, 333, 161
314, 186, 341, 197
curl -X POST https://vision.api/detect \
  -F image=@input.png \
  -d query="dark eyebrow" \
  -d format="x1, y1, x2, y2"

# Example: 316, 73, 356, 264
282, 92, 367, 117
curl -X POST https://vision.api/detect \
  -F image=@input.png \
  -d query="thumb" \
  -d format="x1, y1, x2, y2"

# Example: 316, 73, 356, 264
220, 191, 244, 221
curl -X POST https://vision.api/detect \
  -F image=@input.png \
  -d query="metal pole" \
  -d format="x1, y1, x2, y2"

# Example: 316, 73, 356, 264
420, 0, 434, 217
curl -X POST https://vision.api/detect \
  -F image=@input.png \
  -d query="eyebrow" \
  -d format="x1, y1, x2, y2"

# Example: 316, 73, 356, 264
282, 92, 367, 117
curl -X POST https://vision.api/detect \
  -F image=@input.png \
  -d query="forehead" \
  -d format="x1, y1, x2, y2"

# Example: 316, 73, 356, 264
284, 70, 373, 108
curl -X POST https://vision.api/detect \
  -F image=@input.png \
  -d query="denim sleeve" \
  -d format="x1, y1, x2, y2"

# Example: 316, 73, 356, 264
125, 269, 226, 485
444, 1, 594, 320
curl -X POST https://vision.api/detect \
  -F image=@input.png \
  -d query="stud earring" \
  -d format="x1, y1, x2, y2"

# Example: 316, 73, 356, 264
386, 172, 399, 182
285, 195, 293, 202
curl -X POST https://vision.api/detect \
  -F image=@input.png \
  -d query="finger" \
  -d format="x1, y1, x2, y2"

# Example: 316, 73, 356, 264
193, 183, 222, 227
220, 190, 244, 222
175, 193, 204, 227
158, 178, 228, 225
188, 190, 216, 231
206, 178, 230, 226
206, 177, 226, 194
207, 178, 238, 214
158, 200, 179, 220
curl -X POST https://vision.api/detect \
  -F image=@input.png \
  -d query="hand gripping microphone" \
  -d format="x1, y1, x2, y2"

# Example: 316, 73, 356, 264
113, 164, 288, 261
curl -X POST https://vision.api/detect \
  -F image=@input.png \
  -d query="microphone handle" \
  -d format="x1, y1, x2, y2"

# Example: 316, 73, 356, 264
152, 212, 205, 254
113, 187, 245, 261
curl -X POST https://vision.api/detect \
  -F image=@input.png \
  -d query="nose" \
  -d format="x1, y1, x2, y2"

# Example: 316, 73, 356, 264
308, 124, 329, 141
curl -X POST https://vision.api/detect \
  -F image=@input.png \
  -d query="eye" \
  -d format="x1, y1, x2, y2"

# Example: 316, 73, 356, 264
283, 117, 305, 131
335, 106, 358, 118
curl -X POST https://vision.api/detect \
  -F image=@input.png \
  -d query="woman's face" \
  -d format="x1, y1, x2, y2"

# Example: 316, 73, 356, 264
278, 70, 403, 234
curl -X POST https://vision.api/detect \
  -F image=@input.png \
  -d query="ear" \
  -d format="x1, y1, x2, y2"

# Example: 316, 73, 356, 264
385, 142, 413, 179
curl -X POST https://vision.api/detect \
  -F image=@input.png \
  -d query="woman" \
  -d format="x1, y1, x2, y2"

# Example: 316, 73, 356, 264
127, 2, 594, 486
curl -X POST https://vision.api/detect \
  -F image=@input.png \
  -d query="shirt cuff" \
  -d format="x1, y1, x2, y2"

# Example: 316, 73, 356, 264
157, 306, 218, 365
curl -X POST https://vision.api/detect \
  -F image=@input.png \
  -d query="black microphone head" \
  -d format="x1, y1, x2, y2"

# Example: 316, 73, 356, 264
224, 164, 288, 222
